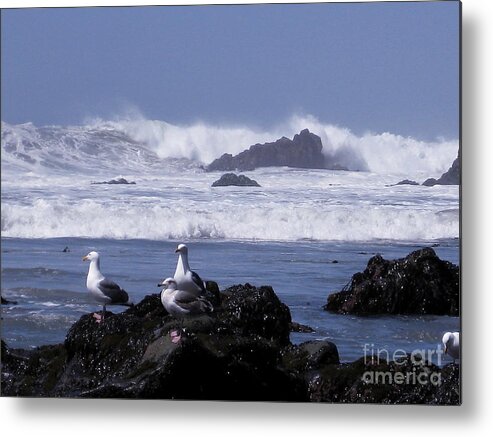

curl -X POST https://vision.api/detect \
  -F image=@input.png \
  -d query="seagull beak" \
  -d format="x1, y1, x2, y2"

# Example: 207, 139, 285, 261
444, 346, 448, 354
175, 248, 180, 253
82, 255, 88, 261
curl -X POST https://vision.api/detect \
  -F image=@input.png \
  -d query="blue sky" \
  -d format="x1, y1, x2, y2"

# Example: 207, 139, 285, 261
1, 1, 460, 140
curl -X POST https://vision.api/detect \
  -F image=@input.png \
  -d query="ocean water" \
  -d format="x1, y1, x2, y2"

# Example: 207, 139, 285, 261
1, 118, 460, 364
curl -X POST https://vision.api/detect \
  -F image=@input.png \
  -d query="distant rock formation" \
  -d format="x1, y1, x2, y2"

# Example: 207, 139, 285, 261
423, 151, 460, 186
206, 129, 347, 172
395, 179, 420, 186
324, 248, 459, 316
91, 178, 136, 185
211, 173, 261, 187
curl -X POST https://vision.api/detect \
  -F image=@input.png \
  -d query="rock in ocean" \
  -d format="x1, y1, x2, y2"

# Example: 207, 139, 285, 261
422, 150, 460, 186
1, 280, 459, 404
206, 129, 347, 172
324, 248, 459, 316
211, 173, 261, 187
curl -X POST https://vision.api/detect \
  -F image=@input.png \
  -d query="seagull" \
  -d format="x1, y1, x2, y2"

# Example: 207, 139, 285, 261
82, 251, 132, 322
158, 243, 206, 297
442, 331, 460, 363
160, 277, 213, 343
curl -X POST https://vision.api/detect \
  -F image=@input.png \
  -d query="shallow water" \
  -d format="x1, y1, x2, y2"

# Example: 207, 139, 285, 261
1, 237, 460, 364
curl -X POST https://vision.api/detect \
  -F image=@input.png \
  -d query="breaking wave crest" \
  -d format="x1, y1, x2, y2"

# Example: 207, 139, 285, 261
2, 114, 458, 178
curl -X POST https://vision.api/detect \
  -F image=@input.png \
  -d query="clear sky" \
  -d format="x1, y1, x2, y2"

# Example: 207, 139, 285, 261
1, 1, 460, 140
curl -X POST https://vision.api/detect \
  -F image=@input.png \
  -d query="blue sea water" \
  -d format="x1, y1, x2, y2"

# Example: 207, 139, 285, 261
1, 119, 460, 364
1, 236, 460, 364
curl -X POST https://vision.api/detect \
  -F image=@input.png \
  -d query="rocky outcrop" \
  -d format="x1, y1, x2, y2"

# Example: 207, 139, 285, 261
91, 177, 136, 185
423, 151, 460, 186
395, 179, 419, 186
324, 248, 459, 316
2, 281, 459, 403
207, 129, 346, 172
211, 173, 261, 187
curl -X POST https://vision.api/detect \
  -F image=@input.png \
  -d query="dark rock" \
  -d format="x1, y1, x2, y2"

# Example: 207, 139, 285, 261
91, 177, 136, 185
219, 283, 292, 346
1, 283, 302, 400
308, 355, 460, 404
324, 248, 459, 316
207, 129, 347, 172
423, 150, 460, 186
211, 173, 261, 187
1, 296, 17, 305
1, 281, 460, 404
395, 179, 420, 186
290, 321, 315, 333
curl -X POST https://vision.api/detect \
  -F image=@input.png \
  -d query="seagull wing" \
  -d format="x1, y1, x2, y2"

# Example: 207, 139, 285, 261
174, 289, 213, 314
97, 278, 129, 304
191, 270, 206, 293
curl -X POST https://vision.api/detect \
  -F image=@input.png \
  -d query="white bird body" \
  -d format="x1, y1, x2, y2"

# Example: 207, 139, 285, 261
442, 331, 460, 361
83, 251, 131, 320
160, 277, 213, 343
160, 278, 213, 318
161, 243, 206, 297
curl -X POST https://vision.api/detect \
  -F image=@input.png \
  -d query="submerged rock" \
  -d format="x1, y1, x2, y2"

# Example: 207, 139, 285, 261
211, 173, 261, 187
395, 179, 420, 186
324, 248, 459, 316
91, 177, 136, 185
207, 129, 347, 172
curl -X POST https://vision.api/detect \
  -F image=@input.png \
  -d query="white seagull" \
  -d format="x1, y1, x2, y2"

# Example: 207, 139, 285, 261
442, 331, 460, 363
160, 277, 213, 343
82, 251, 132, 322
158, 243, 206, 297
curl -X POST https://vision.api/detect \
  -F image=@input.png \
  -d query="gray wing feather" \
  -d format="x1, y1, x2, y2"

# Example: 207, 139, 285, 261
174, 290, 213, 314
98, 278, 129, 303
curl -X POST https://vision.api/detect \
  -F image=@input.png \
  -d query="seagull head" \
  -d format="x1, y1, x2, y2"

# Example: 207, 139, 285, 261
82, 251, 100, 262
175, 243, 188, 255
161, 277, 177, 289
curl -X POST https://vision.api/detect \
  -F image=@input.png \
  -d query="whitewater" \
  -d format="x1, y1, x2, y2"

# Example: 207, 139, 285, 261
1, 116, 459, 242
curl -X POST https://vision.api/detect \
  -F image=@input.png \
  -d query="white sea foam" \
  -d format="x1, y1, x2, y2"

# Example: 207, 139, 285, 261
2, 115, 458, 178
1, 116, 459, 242
1, 182, 459, 241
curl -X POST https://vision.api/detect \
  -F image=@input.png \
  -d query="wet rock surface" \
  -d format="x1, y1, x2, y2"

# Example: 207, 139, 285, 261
211, 173, 261, 187
207, 129, 347, 172
1, 281, 459, 403
394, 179, 420, 186
423, 150, 460, 186
324, 248, 459, 316
91, 177, 136, 185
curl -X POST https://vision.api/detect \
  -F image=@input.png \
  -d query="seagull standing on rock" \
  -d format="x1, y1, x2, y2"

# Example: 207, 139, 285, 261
83, 251, 132, 323
160, 277, 213, 343
158, 243, 206, 297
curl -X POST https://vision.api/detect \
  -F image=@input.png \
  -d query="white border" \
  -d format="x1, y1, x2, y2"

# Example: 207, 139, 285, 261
2, 0, 492, 434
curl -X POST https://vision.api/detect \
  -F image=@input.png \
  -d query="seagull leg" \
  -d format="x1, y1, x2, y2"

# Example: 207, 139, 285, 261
170, 318, 184, 344
92, 305, 106, 323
